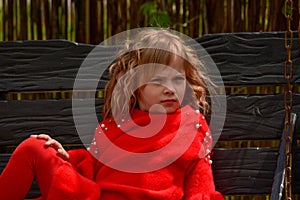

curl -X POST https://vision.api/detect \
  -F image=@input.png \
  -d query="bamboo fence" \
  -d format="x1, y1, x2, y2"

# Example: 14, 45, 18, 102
1, 0, 299, 44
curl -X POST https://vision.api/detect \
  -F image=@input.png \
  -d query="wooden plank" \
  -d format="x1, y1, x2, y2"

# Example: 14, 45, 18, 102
2, 33, 300, 92
213, 93, 300, 141
293, 148, 300, 194
196, 32, 300, 85
0, 99, 103, 146
1, 94, 298, 146
212, 147, 279, 195
0, 153, 10, 170
0, 40, 112, 92
26, 182, 41, 199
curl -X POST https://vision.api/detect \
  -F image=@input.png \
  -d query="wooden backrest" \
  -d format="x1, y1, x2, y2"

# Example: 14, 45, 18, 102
196, 32, 300, 196
0, 40, 110, 146
0, 32, 299, 199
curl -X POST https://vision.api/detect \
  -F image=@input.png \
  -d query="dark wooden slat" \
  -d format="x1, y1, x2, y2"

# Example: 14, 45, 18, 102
217, 93, 300, 141
26, 181, 41, 199
0, 95, 299, 145
0, 154, 10, 170
196, 32, 300, 85
2, 32, 300, 92
294, 148, 300, 194
0, 40, 113, 92
0, 99, 103, 146
212, 147, 279, 195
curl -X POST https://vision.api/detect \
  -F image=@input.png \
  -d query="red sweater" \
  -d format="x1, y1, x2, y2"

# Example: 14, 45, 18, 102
42, 105, 224, 200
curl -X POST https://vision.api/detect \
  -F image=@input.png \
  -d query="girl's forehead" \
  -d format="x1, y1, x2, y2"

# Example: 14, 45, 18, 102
166, 56, 186, 74
136, 54, 187, 78
154, 65, 185, 78
145, 55, 186, 77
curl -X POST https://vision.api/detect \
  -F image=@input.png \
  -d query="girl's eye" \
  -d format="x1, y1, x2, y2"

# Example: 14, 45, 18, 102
150, 78, 162, 83
174, 76, 185, 82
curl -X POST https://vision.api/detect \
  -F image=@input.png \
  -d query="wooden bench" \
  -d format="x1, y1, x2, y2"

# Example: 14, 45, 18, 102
0, 32, 299, 199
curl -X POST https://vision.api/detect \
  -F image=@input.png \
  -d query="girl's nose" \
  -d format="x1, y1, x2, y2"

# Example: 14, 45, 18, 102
163, 85, 175, 95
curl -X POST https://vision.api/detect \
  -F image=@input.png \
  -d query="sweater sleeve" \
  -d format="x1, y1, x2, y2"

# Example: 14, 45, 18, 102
184, 115, 224, 200
68, 148, 98, 180
183, 157, 224, 200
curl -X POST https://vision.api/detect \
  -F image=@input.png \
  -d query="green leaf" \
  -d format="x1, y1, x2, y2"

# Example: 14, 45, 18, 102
140, 2, 157, 15
140, 1, 170, 28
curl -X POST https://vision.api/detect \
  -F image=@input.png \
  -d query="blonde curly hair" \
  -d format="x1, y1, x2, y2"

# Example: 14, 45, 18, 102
102, 28, 211, 119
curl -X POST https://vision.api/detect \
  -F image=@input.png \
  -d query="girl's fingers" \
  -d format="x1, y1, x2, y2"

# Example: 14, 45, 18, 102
30, 134, 51, 141
30, 134, 57, 147
44, 139, 55, 146
30, 134, 69, 161
31, 134, 61, 150
43, 139, 69, 161
57, 149, 70, 161
45, 139, 61, 149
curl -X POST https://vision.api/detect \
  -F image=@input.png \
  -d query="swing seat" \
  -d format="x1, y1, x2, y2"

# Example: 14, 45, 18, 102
0, 32, 299, 199
196, 32, 300, 199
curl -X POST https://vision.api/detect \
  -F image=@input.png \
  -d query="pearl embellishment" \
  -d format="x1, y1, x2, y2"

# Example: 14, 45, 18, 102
195, 123, 202, 129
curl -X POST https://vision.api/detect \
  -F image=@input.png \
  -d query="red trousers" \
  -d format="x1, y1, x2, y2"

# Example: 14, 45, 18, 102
0, 137, 70, 199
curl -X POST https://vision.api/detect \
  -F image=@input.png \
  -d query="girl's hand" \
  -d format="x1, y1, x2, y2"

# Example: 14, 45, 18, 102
30, 134, 70, 162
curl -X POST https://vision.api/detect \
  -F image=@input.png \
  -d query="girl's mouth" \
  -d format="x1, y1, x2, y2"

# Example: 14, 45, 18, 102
161, 99, 177, 106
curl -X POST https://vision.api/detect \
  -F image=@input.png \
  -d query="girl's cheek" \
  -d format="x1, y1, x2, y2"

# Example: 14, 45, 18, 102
176, 84, 186, 100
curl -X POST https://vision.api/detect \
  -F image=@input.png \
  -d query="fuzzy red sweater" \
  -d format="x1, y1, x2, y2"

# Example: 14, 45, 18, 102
40, 105, 223, 200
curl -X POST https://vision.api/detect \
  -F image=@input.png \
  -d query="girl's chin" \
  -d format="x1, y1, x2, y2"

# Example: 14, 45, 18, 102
148, 104, 180, 114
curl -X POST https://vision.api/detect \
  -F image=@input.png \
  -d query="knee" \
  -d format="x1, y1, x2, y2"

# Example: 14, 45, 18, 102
15, 137, 46, 155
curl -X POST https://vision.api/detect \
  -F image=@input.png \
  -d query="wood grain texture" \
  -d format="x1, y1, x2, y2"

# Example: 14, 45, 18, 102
196, 32, 300, 85
1, 32, 300, 92
212, 147, 279, 194
0, 99, 103, 146
217, 93, 300, 141
294, 148, 300, 194
0, 40, 112, 92
1, 94, 298, 146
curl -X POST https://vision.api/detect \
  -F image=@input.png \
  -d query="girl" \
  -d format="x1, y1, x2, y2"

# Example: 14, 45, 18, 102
0, 28, 224, 200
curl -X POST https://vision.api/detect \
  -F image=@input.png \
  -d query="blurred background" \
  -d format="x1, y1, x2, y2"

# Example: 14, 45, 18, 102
0, 0, 299, 44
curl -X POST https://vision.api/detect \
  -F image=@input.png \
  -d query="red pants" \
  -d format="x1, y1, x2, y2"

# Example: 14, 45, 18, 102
0, 137, 70, 199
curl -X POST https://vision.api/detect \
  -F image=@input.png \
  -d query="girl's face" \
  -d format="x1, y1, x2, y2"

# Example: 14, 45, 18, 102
137, 56, 186, 113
